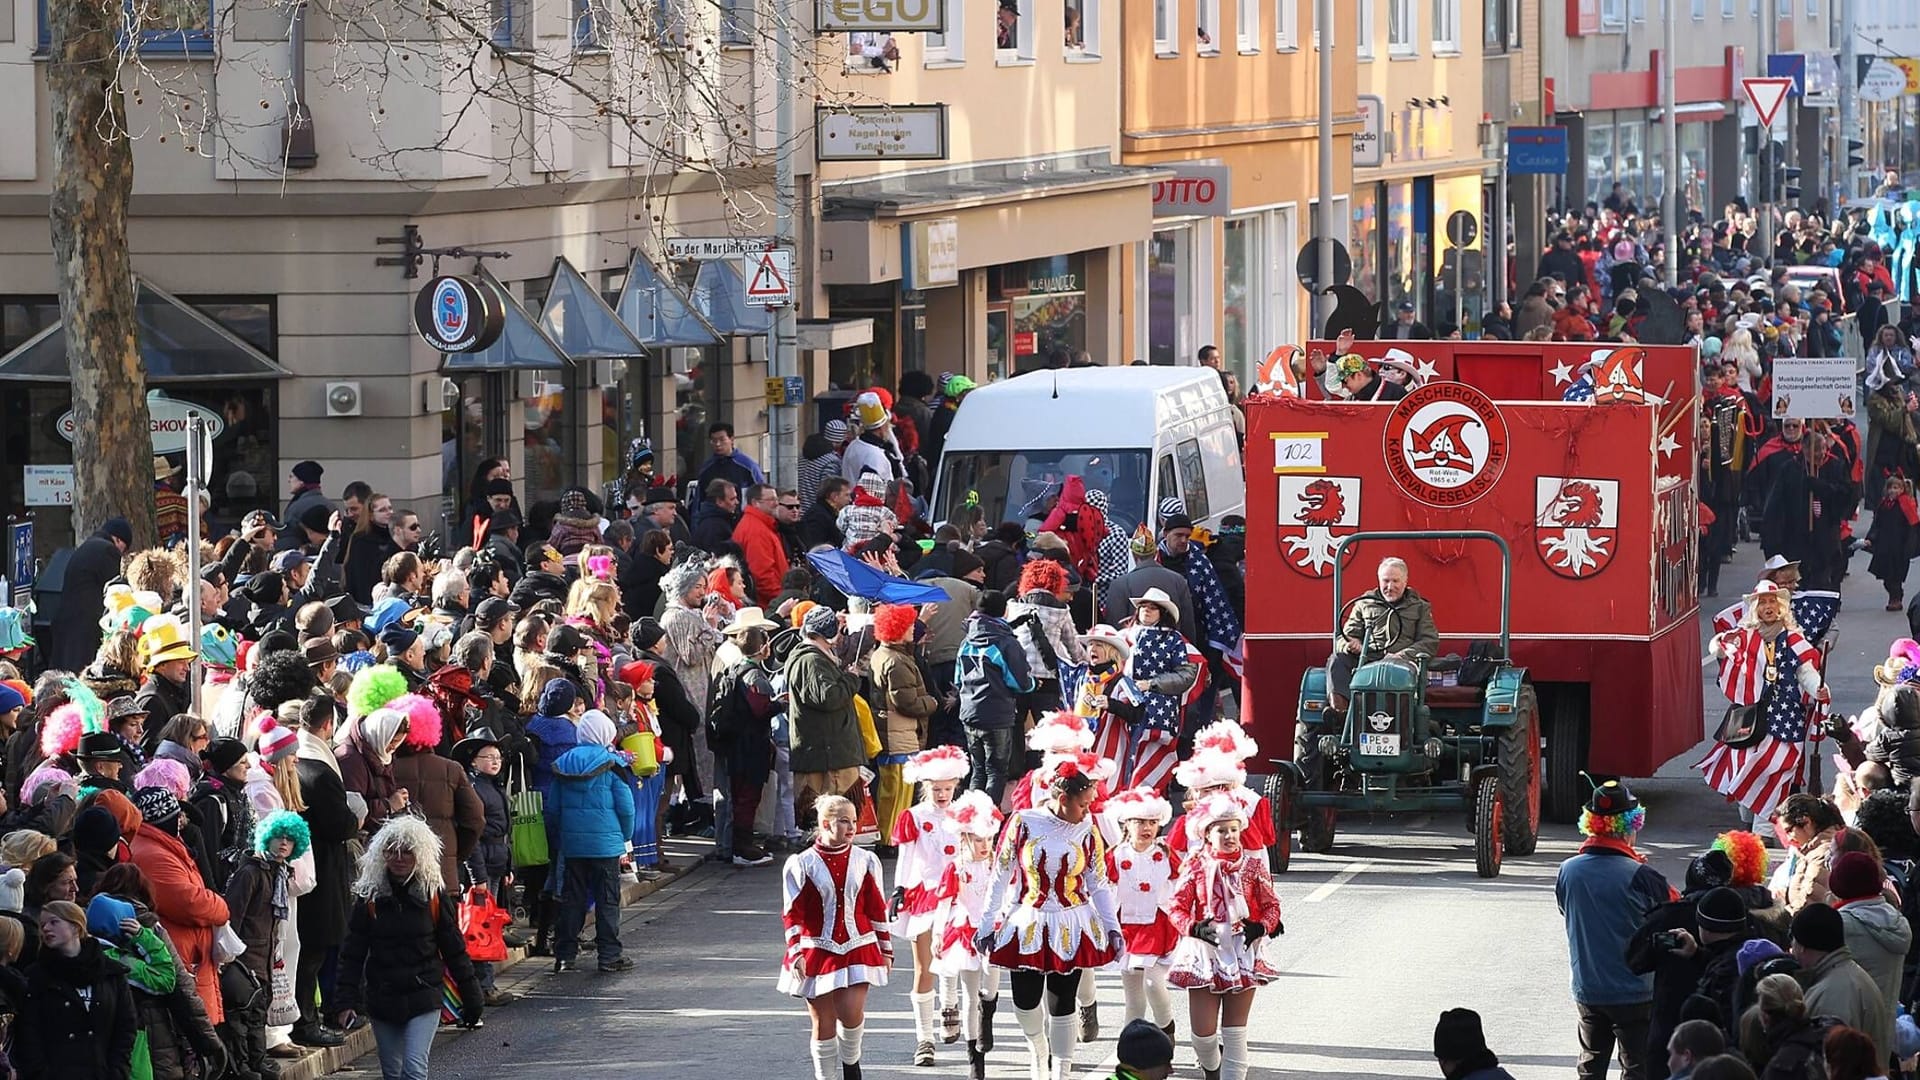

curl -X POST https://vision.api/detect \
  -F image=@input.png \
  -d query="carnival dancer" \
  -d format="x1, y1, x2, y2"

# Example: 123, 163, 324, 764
1008, 711, 1098, 812
1106, 786, 1182, 1038
933, 790, 1007, 1080
1120, 590, 1200, 793
1062, 625, 1134, 774
1698, 581, 1830, 822
1166, 720, 1276, 862
1165, 794, 1283, 1080
889, 744, 969, 1066
781, 795, 894, 1080
977, 757, 1123, 1080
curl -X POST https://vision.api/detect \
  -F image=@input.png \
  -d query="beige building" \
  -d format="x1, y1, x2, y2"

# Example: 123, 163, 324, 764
0, 0, 784, 550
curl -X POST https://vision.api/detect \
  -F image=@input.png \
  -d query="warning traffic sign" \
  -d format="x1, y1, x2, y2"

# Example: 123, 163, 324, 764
743, 249, 793, 308
1741, 77, 1794, 129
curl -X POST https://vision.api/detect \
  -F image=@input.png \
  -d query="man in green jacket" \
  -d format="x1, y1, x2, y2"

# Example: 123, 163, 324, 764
1329, 555, 1441, 710
784, 605, 867, 827
1102, 1019, 1174, 1079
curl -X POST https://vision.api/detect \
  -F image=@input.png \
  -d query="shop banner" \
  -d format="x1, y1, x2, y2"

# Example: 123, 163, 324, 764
1770, 357, 1857, 420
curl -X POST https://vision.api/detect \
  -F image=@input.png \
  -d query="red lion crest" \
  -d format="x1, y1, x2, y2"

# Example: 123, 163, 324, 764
1546, 481, 1605, 528
1294, 479, 1346, 526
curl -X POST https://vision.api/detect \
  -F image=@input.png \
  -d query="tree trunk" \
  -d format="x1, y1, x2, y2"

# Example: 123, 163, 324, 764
46, 0, 154, 548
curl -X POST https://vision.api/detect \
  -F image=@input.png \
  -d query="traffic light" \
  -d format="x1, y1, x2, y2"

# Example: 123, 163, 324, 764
1780, 166, 1802, 203
1847, 138, 1866, 169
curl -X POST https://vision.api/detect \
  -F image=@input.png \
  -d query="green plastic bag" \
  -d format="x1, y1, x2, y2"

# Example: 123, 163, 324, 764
510, 772, 549, 869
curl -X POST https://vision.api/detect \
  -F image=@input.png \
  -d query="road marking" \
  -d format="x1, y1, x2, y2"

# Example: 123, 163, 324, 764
1302, 861, 1371, 902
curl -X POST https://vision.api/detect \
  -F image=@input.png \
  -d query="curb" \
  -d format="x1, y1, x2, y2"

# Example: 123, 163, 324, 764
275, 859, 703, 1080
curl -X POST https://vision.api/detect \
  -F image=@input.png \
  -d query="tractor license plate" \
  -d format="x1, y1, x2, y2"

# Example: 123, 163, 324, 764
1359, 733, 1400, 756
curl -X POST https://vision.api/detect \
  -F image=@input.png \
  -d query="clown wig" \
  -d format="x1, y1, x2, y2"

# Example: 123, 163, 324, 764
1579, 805, 1646, 839
391, 693, 443, 751
255, 809, 313, 860
872, 604, 917, 645
1017, 559, 1068, 598
133, 758, 194, 801
1712, 830, 1769, 887
346, 664, 409, 720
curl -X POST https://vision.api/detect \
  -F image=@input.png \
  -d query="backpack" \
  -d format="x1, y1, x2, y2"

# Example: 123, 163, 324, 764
704, 662, 752, 753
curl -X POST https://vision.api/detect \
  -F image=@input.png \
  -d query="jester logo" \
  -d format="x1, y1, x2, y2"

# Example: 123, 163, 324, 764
1535, 477, 1620, 578
1382, 383, 1510, 508
1588, 346, 1663, 405
432, 279, 469, 343
1276, 476, 1360, 578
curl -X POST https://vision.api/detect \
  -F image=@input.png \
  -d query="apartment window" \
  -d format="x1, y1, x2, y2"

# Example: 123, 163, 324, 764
1483, 0, 1504, 49
1274, 0, 1296, 48
1064, 0, 1098, 54
492, 0, 531, 47
1721, 0, 1731, 14
1601, 0, 1624, 26
926, 0, 964, 61
995, 0, 1034, 60
1155, 0, 1177, 51
1804, 0, 1814, 13
1629, 0, 1643, 21
1774, 0, 1786, 16
1357, 0, 1374, 57
1388, 0, 1415, 53
1431, 0, 1457, 50
847, 32, 900, 70
1690, 0, 1703, 14
720, 0, 751, 44
1198, 0, 1220, 53
1310, 0, 1328, 45
41, 0, 218, 54
1237, 0, 1257, 49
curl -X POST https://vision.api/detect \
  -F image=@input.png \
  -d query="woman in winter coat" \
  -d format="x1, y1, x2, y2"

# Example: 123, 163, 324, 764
336, 817, 483, 1079
869, 604, 940, 836
127, 785, 231, 1025
188, 737, 256, 892
1005, 559, 1087, 726
13, 900, 137, 1080
384, 695, 484, 890
1777, 793, 1845, 913
1742, 972, 1833, 1080
337, 703, 412, 832
224, 810, 310, 1080
339, 496, 400, 606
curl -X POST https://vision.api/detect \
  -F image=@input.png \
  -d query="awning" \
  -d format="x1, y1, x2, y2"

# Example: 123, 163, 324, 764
445, 267, 569, 370
0, 277, 291, 382
615, 251, 723, 347
690, 258, 774, 337
537, 256, 648, 358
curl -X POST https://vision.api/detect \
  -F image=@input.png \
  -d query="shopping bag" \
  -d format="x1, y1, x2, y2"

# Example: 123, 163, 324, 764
509, 773, 549, 869
853, 695, 882, 759
458, 885, 511, 963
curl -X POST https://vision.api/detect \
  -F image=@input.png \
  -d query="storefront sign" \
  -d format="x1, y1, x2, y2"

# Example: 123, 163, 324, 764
8, 521, 31, 596
413, 275, 506, 353
1892, 58, 1920, 96
1150, 164, 1232, 218
1507, 127, 1569, 175
1770, 357, 1856, 420
817, 0, 943, 32
816, 105, 949, 161
1353, 97, 1384, 168
666, 236, 776, 259
21, 465, 74, 507
1858, 58, 1910, 103
56, 392, 226, 455
904, 217, 960, 289
1013, 331, 1038, 356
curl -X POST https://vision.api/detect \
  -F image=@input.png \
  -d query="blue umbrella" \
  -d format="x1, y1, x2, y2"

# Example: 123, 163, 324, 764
807, 549, 951, 605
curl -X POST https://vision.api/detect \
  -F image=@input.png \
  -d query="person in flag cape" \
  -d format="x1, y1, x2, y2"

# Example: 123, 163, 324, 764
931, 790, 1007, 1080
1151, 511, 1244, 718
1120, 590, 1201, 795
1061, 624, 1140, 779
1104, 786, 1182, 1040
1711, 557, 1842, 645
1698, 581, 1829, 819
887, 744, 970, 1067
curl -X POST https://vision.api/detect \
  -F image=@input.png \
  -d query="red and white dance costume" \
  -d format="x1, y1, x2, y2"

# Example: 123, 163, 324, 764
1166, 743, 1275, 862
780, 840, 893, 1079
1166, 796, 1284, 1080
932, 791, 1008, 1066
981, 782, 1120, 1080
1007, 712, 1098, 813
890, 745, 970, 1055
1105, 787, 1182, 1030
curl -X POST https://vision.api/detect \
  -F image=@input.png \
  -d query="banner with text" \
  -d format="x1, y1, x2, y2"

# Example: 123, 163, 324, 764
1771, 357, 1857, 420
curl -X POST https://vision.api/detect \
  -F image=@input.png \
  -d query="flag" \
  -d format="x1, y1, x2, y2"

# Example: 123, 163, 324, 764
1709, 590, 1840, 640
1165, 540, 1243, 680
1698, 626, 1821, 815
1127, 728, 1178, 795
1697, 734, 1803, 817
1563, 375, 1596, 402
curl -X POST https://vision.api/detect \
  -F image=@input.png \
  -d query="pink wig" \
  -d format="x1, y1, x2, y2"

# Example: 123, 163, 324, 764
39, 703, 88, 759
392, 693, 443, 750
134, 758, 194, 800
21, 764, 79, 806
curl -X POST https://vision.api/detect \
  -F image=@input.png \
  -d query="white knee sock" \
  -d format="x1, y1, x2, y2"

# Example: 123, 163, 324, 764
1145, 966, 1174, 1027
940, 972, 959, 1010
959, 970, 984, 1040
1221, 1025, 1249, 1080
1194, 1030, 1223, 1071
1076, 970, 1096, 1006
911, 990, 938, 1043
837, 1022, 865, 1066
1120, 969, 1147, 1024
1047, 1012, 1078, 1080
809, 1038, 837, 1080
1016, 1005, 1049, 1080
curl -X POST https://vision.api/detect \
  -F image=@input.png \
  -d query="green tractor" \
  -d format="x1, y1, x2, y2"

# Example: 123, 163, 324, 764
1267, 530, 1541, 878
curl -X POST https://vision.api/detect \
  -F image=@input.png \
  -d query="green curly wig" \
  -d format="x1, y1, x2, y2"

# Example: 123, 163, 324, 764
346, 665, 408, 719
254, 809, 312, 860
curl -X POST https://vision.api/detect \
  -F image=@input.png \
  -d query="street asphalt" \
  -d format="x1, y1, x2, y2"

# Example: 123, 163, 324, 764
334, 537, 1910, 1079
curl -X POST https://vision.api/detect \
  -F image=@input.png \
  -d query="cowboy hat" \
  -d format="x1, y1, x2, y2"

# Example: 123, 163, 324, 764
152, 456, 183, 482
1129, 588, 1181, 627
1761, 555, 1800, 574
722, 606, 780, 635
1744, 580, 1792, 603
450, 726, 503, 766
1081, 624, 1131, 659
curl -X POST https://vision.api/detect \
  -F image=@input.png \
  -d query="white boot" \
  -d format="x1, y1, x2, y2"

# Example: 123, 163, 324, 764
1015, 1005, 1049, 1080
1221, 1025, 1249, 1080
911, 989, 938, 1061
810, 1038, 838, 1080
1047, 1012, 1079, 1080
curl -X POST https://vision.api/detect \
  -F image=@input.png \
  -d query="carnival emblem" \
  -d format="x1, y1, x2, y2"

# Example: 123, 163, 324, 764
1589, 346, 1663, 405
1382, 383, 1511, 508
1276, 475, 1360, 578
1254, 344, 1305, 395
1535, 476, 1620, 578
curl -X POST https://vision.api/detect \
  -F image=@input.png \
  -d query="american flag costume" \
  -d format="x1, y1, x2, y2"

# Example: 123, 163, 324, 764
1696, 617, 1824, 816
1710, 591, 1842, 641
1115, 624, 1202, 793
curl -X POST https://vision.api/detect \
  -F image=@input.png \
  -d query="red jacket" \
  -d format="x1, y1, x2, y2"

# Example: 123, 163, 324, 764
731, 504, 788, 606
1039, 476, 1108, 583
130, 822, 231, 1024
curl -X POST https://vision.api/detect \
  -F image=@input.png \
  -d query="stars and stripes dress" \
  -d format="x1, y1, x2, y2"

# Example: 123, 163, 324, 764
1696, 625, 1823, 816
1121, 625, 1193, 794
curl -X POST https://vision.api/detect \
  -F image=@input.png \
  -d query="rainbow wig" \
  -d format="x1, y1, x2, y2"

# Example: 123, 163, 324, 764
1712, 830, 1769, 887
1579, 805, 1646, 839
392, 693, 443, 751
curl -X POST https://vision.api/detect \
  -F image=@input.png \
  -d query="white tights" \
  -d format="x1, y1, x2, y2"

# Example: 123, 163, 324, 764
1120, 965, 1174, 1026
957, 966, 1002, 1041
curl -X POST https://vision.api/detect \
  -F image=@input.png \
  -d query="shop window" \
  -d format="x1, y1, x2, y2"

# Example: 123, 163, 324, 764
1356, 0, 1373, 57
1430, 0, 1457, 51
1222, 216, 1260, 384
1234, 0, 1256, 50
441, 374, 507, 538
1145, 228, 1193, 366
37, 0, 215, 54
1196, 0, 1220, 52
1349, 186, 1381, 304
925, 0, 963, 62
674, 347, 726, 486
1175, 439, 1210, 521
990, 256, 1087, 374
847, 32, 899, 70
1387, 0, 1414, 53
521, 372, 572, 517
187, 297, 277, 355
1154, 0, 1176, 52
1273, 0, 1294, 48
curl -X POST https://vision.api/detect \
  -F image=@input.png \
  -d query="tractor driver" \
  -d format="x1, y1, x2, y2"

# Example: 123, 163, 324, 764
1327, 556, 1441, 713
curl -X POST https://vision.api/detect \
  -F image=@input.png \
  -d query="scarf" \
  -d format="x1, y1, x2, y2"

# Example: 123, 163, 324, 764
296, 728, 342, 778
1160, 540, 1242, 668
1200, 848, 1250, 924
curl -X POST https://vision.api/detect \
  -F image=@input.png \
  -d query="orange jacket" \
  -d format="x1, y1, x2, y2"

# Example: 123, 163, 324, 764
731, 504, 788, 607
130, 823, 231, 1024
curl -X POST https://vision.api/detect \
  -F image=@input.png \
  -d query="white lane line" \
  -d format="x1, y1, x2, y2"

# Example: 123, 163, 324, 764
1302, 861, 1371, 902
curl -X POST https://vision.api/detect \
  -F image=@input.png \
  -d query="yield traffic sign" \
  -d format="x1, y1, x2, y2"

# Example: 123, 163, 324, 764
1741, 77, 1794, 129
743, 249, 793, 308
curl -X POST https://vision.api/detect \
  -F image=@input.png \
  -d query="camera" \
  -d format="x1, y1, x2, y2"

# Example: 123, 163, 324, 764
1653, 930, 1684, 951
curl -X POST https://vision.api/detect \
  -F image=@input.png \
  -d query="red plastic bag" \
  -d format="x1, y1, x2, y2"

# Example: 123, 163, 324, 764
459, 885, 511, 963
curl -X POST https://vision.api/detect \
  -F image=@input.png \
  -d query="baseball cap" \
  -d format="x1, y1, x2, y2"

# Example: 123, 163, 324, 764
241, 509, 284, 533
270, 550, 311, 574
474, 596, 518, 628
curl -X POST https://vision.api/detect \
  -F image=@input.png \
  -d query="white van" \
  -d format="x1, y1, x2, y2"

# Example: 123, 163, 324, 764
929, 367, 1246, 539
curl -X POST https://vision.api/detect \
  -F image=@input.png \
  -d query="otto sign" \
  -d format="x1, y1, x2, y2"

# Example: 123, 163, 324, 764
817, 0, 944, 32
57, 394, 226, 455
1150, 164, 1232, 218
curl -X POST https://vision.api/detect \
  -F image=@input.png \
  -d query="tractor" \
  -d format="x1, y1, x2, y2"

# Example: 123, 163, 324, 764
1266, 531, 1541, 878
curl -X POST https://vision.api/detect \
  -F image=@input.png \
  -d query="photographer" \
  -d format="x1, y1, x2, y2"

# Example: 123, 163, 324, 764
1626, 853, 1754, 1079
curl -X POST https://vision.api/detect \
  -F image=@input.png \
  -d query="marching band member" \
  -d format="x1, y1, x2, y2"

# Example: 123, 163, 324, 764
889, 744, 969, 1066
1166, 794, 1284, 1080
781, 795, 894, 1080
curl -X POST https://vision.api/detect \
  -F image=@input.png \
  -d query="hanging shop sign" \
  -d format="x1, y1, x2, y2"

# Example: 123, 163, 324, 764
904, 217, 960, 289
56, 391, 225, 456
1353, 96, 1384, 168
816, 105, 949, 162
413, 275, 507, 353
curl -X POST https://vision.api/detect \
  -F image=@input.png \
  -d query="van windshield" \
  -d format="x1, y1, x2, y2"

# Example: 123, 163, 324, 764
935, 449, 1152, 538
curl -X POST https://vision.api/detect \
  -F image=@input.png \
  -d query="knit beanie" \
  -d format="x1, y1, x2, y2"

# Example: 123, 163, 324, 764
0, 868, 23, 913
537, 678, 578, 717
1115, 1018, 1175, 1069
1828, 851, 1884, 902
71, 806, 122, 856
576, 710, 618, 748
255, 719, 298, 766
1433, 1008, 1490, 1062
1790, 901, 1846, 952
947, 546, 985, 580
85, 894, 136, 941
1737, 938, 1786, 976
90, 789, 142, 839
1694, 886, 1748, 934
132, 786, 183, 829
201, 737, 249, 778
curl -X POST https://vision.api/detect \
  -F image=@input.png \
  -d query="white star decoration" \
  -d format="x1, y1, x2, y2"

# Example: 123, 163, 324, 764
1550, 360, 1573, 386
1658, 433, 1679, 458
1414, 359, 1440, 382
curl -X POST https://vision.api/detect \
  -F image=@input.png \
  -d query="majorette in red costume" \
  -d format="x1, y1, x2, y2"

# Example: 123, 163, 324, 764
1106, 785, 1183, 1035
780, 795, 892, 1080
888, 744, 970, 1066
1166, 794, 1284, 1080
931, 789, 1008, 1078
1167, 720, 1275, 859
1007, 712, 1097, 813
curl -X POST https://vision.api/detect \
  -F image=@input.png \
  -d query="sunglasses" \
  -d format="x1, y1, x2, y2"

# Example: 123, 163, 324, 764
779, 503, 801, 510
